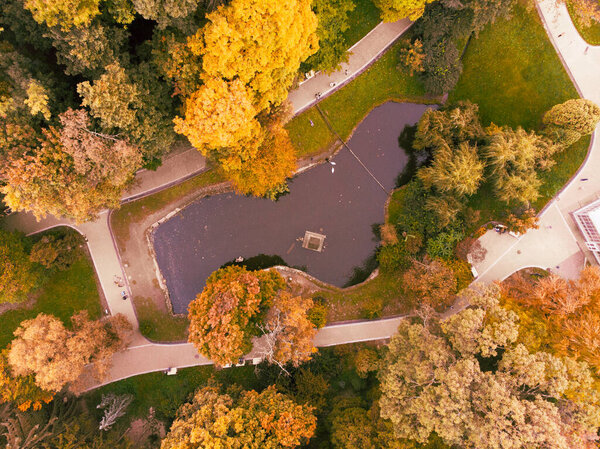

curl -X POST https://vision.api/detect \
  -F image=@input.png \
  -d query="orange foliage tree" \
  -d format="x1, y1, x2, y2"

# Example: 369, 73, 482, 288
259, 292, 317, 370
501, 266, 600, 374
187, 266, 286, 366
402, 259, 458, 312
161, 385, 316, 448
7, 311, 132, 392
0, 348, 54, 411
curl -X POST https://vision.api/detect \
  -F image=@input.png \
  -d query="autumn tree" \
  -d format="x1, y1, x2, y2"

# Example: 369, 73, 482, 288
0, 349, 54, 411
23, 0, 101, 30
501, 266, 600, 373
374, 0, 438, 21
483, 127, 557, 205
504, 208, 539, 235
225, 125, 298, 197
1, 110, 142, 222
329, 398, 401, 449
0, 229, 38, 303
378, 285, 600, 449
161, 385, 317, 448
259, 293, 317, 370
199, 0, 318, 112
29, 232, 82, 270
174, 77, 261, 157
173, 0, 317, 196
303, 0, 356, 73
78, 62, 176, 159
402, 259, 457, 311
8, 312, 132, 392
188, 266, 286, 366
398, 39, 425, 76
47, 23, 128, 78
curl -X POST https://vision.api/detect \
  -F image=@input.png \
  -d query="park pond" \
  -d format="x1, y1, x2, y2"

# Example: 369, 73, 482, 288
154, 101, 435, 314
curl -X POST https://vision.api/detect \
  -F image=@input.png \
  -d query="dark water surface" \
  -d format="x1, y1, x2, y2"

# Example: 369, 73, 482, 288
154, 102, 434, 314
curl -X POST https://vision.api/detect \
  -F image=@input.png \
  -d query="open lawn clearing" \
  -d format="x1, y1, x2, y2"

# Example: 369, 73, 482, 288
0, 227, 101, 348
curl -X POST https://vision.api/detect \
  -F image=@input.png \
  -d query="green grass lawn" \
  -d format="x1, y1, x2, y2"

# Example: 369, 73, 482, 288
0, 228, 101, 348
134, 296, 189, 342
450, 4, 579, 130
566, 0, 600, 45
85, 364, 261, 423
287, 35, 433, 158
449, 3, 587, 222
342, 0, 381, 48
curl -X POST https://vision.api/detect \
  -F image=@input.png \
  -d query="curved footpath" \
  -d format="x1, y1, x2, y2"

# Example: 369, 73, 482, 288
472, 0, 600, 283
4, 4, 596, 388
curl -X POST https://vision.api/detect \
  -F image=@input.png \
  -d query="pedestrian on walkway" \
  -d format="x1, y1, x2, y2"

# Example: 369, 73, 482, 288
585, 46, 589, 55
558, 32, 565, 37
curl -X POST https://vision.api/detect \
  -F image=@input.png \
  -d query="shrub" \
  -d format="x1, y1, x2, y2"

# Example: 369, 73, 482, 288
29, 233, 82, 270
307, 303, 328, 329
377, 243, 411, 272
361, 297, 384, 319
426, 229, 464, 260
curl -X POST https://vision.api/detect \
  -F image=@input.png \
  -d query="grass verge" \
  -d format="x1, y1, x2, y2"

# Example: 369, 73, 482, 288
134, 296, 189, 341
287, 35, 432, 157
0, 228, 101, 348
566, 0, 600, 45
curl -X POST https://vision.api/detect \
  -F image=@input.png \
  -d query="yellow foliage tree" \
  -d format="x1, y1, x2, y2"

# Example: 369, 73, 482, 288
373, 0, 437, 21
24, 0, 101, 30
173, 77, 261, 161
174, 0, 317, 197
199, 0, 318, 112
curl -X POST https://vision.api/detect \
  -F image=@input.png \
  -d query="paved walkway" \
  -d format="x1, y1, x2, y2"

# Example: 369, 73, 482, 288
288, 19, 413, 114
473, 0, 600, 282
122, 145, 207, 202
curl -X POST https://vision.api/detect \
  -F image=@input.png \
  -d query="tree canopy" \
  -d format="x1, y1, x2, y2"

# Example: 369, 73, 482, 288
0, 229, 38, 304
378, 285, 600, 449
187, 266, 286, 366
8, 312, 132, 392
161, 385, 317, 448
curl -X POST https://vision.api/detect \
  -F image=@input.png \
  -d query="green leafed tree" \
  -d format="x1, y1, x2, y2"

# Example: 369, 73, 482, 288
0, 229, 38, 304
378, 285, 600, 449
543, 99, 600, 148
47, 22, 128, 78
303, 0, 355, 73
132, 0, 200, 30
78, 62, 176, 160
161, 385, 317, 448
